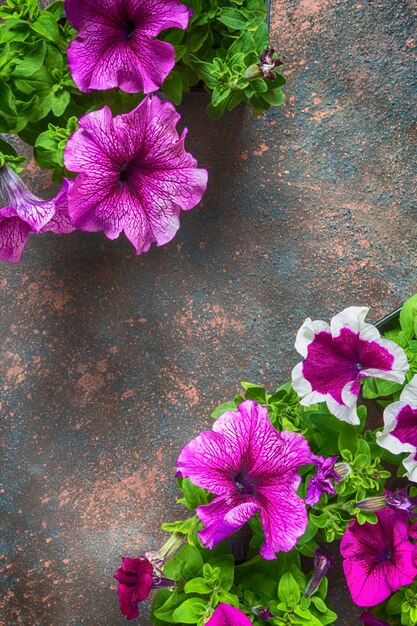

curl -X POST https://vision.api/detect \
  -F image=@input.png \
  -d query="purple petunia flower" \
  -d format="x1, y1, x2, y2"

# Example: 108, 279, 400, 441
64, 96, 208, 255
292, 307, 408, 425
258, 48, 283, 79
306, 454, 340, 507
0, 165, 74, 263
177, 400, 312, 560
340, 507, 417, 606
205, 603, 252, 626
65, 0, 190, 93
114, 556, 154, 621
377, 375, 417, 481
360, 612, 391, 626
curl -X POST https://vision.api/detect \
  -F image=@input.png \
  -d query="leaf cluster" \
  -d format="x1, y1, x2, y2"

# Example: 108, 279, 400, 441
159, 1, 285, 117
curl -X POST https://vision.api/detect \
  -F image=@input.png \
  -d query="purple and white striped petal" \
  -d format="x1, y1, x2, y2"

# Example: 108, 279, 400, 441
292, 307, 409, 425
377, 375, 417, 481
0, 210, 31, 263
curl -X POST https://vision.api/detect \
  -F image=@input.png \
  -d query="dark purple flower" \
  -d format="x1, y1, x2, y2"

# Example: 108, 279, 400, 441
65, 0, 190, 93
360, 612, 391, 626
304, 548, 333, 597
64, 96, 208, 255
177, 400, 312, 560
377, 375, 417, 481
340, 507, 417, 606
0, 166, 73, 263
306, 454, 340, 506
205, 603, 252, 626
259, 48, 283, 79
292, 307, 408, 425
114, 557, 154, 621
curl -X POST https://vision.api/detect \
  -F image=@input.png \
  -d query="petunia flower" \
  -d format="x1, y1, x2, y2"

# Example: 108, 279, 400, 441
0, 165, 73, 263
205, 603, 252, 625
340, 507, 417, 606
176, 400, 312, 560
292, 306, 408, 425
65, 0, 190, 93
360, 612, 391, 626
114, 552, 176, 621
306, 454, 340, 506
114, 557, 154, 621
304, 548, 333, 597
64, 96, 208, 255
377, 375, 417, 481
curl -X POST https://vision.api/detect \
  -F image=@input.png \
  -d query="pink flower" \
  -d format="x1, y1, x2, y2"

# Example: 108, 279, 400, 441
0, 166, 73, 263
65, 0, 190, 93
114, 557, 153, 621
64, 96, 208, 255
377, 375, 417, 481
340, 507, 417, 606
292, 307, 408, 425
205, 603, 252, 625
177, 400, 311, 560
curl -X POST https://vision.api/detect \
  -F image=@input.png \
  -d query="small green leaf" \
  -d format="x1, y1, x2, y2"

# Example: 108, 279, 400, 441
184, 577, 212, 594
30, 11, 60, 43
211, 400, 237, 418
338, 423, 359, 455
278, 572, 301, 605
400, 295, 417, 340
172, 598, 207, 623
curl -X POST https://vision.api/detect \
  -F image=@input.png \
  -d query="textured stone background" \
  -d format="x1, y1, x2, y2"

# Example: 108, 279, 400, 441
1, 1, 416, 624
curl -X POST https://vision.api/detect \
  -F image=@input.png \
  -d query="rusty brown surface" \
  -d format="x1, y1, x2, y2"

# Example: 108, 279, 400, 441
1, 1, 417, 625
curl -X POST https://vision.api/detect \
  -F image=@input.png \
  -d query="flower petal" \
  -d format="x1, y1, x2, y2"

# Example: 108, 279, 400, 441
0, 212, 31, 263
330, 306, 379, 341
258, 480, 308, 558
205, 603, 253, 626
197, 496, 258, 550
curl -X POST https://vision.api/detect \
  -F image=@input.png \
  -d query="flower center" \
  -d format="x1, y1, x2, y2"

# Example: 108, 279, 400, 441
125, 18, 135, 40
233, 471, 256, 496
376, 546, 392, 562
356, 362, 363, 370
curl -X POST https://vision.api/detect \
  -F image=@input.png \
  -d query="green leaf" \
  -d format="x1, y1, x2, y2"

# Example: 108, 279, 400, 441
154, 590, 187, 623
338, 423, 359, 455
253, 22, 269, 53
12, 40, 46, 77
207, 554, 234, 591
162, 70, 184, 106
30, 12, 60, 43
217, 8, 252, 29
362, 377, 403, 399
177, 477, 212, 510
259, 87, 285, 106
51, 89, 70, 117
46, 1, 65, 21
163, 544, 203, 581
184, 577, 212, 594
400, 295, 417, 340
228, 31, 255, 56
211, 400, 237, 418
278, 571, 301, 605
172, 598, 207, 623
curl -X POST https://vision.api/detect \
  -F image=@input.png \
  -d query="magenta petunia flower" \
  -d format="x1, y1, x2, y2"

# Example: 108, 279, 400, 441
292, 307, 408, 425
64, 96, 208, 255
205, 603, 252, 626
65, 0, 190, 93
306, 455, 340, 507
377, 375, 417, 481
0, 166, 73, 263
360, 612, 391, 626
340, 507, 417, 606
114, 556, 154, 621
176, 400, 312, 560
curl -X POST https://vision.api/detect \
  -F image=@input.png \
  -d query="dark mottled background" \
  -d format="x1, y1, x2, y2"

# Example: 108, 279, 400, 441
1, 1, 416, 624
